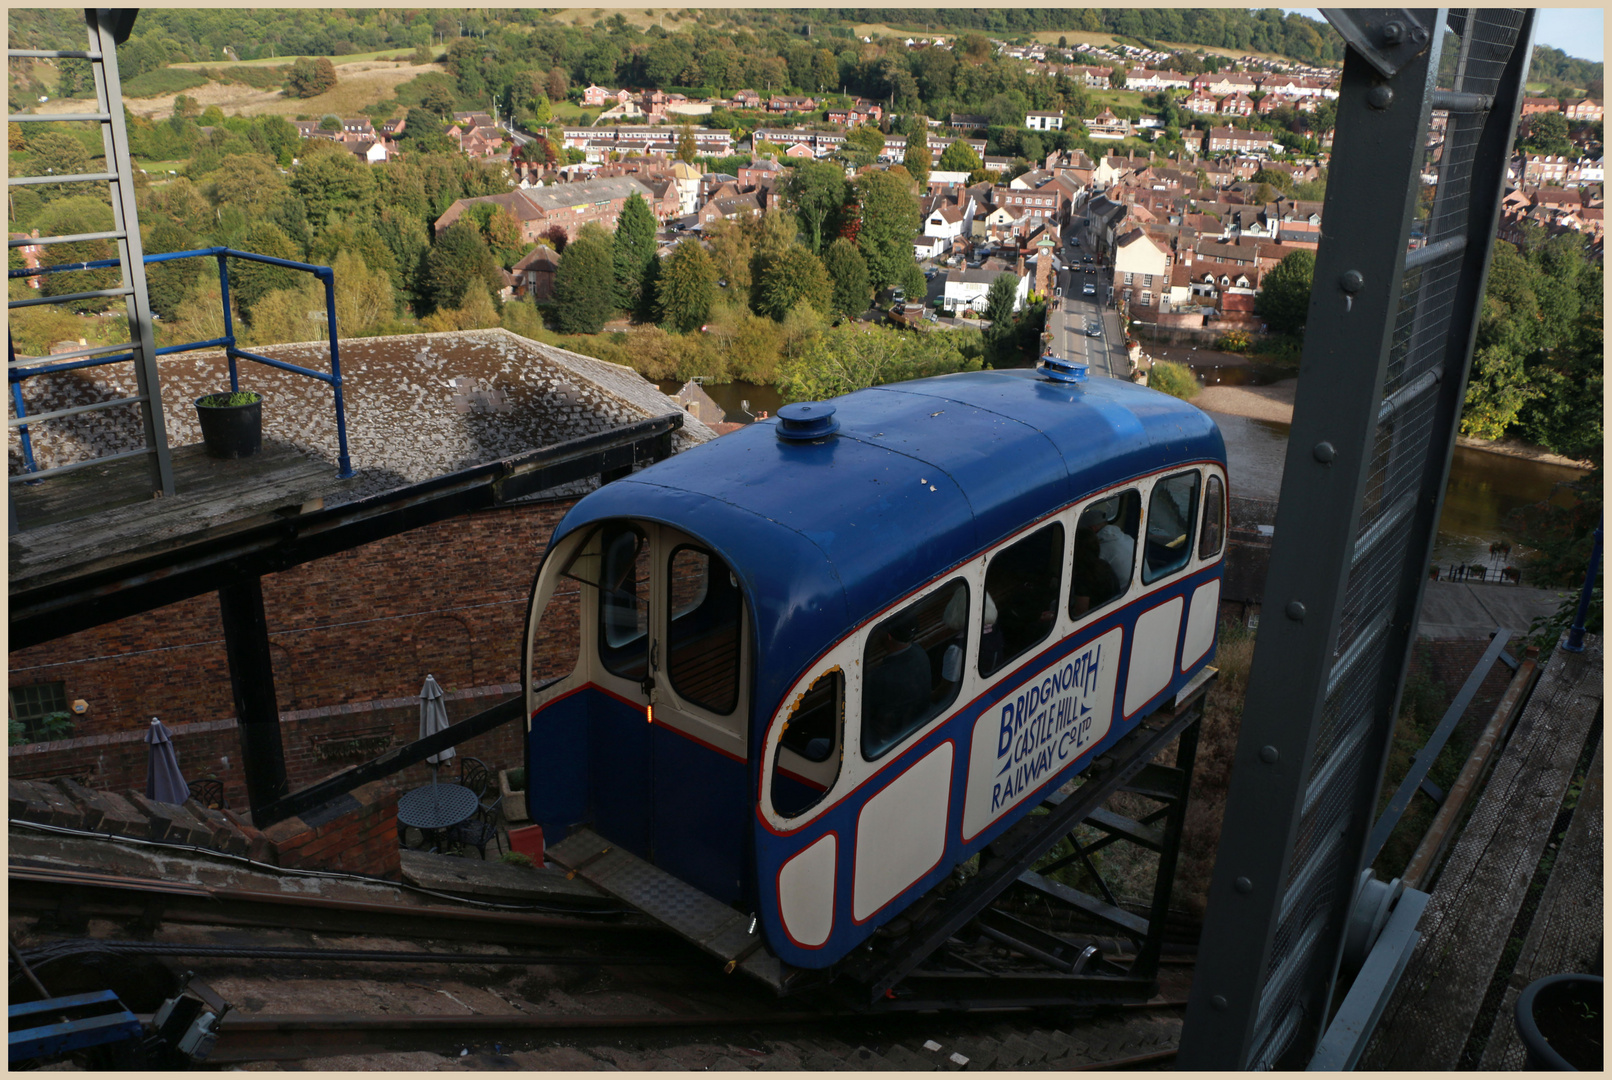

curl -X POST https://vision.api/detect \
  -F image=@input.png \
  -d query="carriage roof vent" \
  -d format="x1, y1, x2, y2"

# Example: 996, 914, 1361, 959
1038, 354, 1089, 385
775, 401, 840, 441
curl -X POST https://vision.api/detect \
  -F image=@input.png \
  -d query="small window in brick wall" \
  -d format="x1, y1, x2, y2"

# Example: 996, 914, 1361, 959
10, 681, 69, 743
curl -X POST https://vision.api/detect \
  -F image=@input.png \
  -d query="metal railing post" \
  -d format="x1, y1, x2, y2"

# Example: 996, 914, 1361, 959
1561, 523, 1602, 653
215, 250, 240, 392
317, 270, 355, 479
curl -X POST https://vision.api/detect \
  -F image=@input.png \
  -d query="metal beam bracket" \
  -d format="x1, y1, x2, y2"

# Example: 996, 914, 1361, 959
1320, 9, 1435, 78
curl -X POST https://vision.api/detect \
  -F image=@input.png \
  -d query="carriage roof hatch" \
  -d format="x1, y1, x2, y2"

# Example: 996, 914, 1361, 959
551, 369, 1224, 753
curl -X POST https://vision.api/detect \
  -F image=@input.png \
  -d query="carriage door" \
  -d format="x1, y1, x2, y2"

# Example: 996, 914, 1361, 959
652, 533, 751, 902
598, 523, 751, 902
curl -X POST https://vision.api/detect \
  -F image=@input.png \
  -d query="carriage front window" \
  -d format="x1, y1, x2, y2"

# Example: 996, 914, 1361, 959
666, 546, 742, 715
772, 670, 843, 817
862, 579, 969, 761
980, 523, 1064, 677
1142, 472, 1201, 583
564, 522, 651, 681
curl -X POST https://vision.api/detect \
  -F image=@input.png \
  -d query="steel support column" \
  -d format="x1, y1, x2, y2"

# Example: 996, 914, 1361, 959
218, 577, 288, 821
1178, 10, 1534, 1069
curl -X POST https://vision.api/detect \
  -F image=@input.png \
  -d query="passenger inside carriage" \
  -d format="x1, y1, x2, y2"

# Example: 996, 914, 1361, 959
861, 580, 970, 760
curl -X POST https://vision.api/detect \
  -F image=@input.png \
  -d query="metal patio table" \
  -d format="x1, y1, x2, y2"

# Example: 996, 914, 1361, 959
396, 782, 479, 853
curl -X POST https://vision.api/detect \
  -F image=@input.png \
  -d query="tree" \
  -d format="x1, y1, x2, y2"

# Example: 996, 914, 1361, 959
983, 271, 1018, 327
840, 124, 886, 167
1109, 67, 1127, 88
546, 67, 569, 103
144, 220, 200, 320
676, 122, 697, 165
286, 56, 338, 99
423, 218, 500, 315
23, 131, 91, 200
854, 169, 921, 290
1255, 249, 1315, 336
330, 249, 395, 336
755, 246, 832, 321
823, 237, 871, 319
938, 138, 983, 174
421, 82, 457, 118
231, 222, 304, 326
704, 215, 754, 297
1520, 110, 1573, 157
8, 122, 24, 152
612, 193, 658, 315
783, 160, 848, 254
200, 154, 291, 222
905, 135, 932, 192
292, 147, 378, 232
657, 238, 717, 333
1250, 167, 1294, 194
553, 221, 616, 333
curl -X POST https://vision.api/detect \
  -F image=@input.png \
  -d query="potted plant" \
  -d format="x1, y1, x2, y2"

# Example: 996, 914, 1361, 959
195, 391, 262, 459
1516, 974, 1603, 1070
499, 766, 529, 823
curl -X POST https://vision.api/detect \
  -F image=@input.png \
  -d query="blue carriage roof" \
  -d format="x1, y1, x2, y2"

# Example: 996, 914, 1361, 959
551, 369, 1225, 721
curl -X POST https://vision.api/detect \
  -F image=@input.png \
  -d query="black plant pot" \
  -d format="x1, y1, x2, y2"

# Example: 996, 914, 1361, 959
1517, 974, 1603, 1070
195, 394, 262, 460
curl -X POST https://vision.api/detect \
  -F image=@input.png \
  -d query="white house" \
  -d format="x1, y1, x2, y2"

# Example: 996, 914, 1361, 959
941, 266, 1029, 314
914, 235, 949, 260
1024, 111, 1064, 131
1112, 227, 1171, 308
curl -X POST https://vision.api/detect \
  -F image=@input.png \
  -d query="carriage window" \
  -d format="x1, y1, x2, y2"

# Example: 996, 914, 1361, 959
772, 670, 843, 818
1142, 472, 1201, 584
1200, 474, 1225, 560
666, 546, 742, 715
980, 524, 1064, 678
564, 523, 651, 680
862, 579, 969, 761
1071, 491, 1140, 619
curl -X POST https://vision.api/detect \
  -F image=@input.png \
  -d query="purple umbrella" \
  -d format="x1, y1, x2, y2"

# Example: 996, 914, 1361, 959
145, 717, 189, 804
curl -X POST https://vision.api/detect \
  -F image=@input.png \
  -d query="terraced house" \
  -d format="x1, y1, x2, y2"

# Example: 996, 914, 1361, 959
433, 176, 679, 245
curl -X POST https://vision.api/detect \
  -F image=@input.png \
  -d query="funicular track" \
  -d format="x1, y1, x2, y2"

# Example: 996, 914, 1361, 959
12, 800, 1198, 1069
10, 648, 1208, 1071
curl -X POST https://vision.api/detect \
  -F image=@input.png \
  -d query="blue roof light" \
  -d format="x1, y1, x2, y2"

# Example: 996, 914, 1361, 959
775, 401, 840, 441
1039, 354, 1089, 383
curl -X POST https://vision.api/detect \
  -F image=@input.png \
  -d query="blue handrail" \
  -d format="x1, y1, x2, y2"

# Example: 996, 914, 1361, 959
9, 246, 354, 479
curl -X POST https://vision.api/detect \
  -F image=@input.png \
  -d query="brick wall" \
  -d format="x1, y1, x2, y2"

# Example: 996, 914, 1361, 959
9, 499, 585, 804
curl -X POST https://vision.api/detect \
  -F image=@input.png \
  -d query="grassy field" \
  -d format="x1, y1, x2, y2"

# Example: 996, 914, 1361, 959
117, 60, 442, 120
552, 101, 597, 125
544, 9, 669, 31
170, 48, 419, 70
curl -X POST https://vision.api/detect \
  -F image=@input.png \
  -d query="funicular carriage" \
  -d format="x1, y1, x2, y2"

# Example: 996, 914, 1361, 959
523, 367, 1227, 998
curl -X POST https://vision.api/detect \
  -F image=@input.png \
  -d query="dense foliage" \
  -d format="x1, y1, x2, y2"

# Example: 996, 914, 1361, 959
1464, 235, 1602, 463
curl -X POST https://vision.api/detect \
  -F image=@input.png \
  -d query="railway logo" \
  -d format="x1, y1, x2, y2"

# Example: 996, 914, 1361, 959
962, 627, 1122, 839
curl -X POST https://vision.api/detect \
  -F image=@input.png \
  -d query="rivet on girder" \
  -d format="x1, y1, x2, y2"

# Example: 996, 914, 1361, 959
1286, 601, 1307, 622
1368, 85, 1395, 110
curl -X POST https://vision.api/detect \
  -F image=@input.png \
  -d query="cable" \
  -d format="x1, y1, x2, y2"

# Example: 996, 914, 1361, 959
9, 819, 634, 916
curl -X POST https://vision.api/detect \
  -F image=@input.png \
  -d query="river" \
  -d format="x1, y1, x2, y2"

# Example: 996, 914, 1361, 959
660, 376, 1586, 571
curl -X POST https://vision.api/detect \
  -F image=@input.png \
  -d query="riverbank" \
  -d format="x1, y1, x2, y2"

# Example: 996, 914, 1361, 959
1191, 378, 1589, 470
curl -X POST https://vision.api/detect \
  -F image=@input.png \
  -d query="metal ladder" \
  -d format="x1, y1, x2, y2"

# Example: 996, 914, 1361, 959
8, 8, 173, 531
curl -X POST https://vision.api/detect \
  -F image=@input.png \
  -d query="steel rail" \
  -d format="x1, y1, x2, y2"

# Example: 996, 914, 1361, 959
17, 940, 699, 969
9, 864, 659, 944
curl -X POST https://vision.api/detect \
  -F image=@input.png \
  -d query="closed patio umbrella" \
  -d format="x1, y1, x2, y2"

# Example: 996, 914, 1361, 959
145, 717, 189, 804
420, 674, 454, 784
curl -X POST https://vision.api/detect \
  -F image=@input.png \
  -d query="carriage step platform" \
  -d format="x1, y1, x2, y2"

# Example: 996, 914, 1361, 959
547, 827, 791, 992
